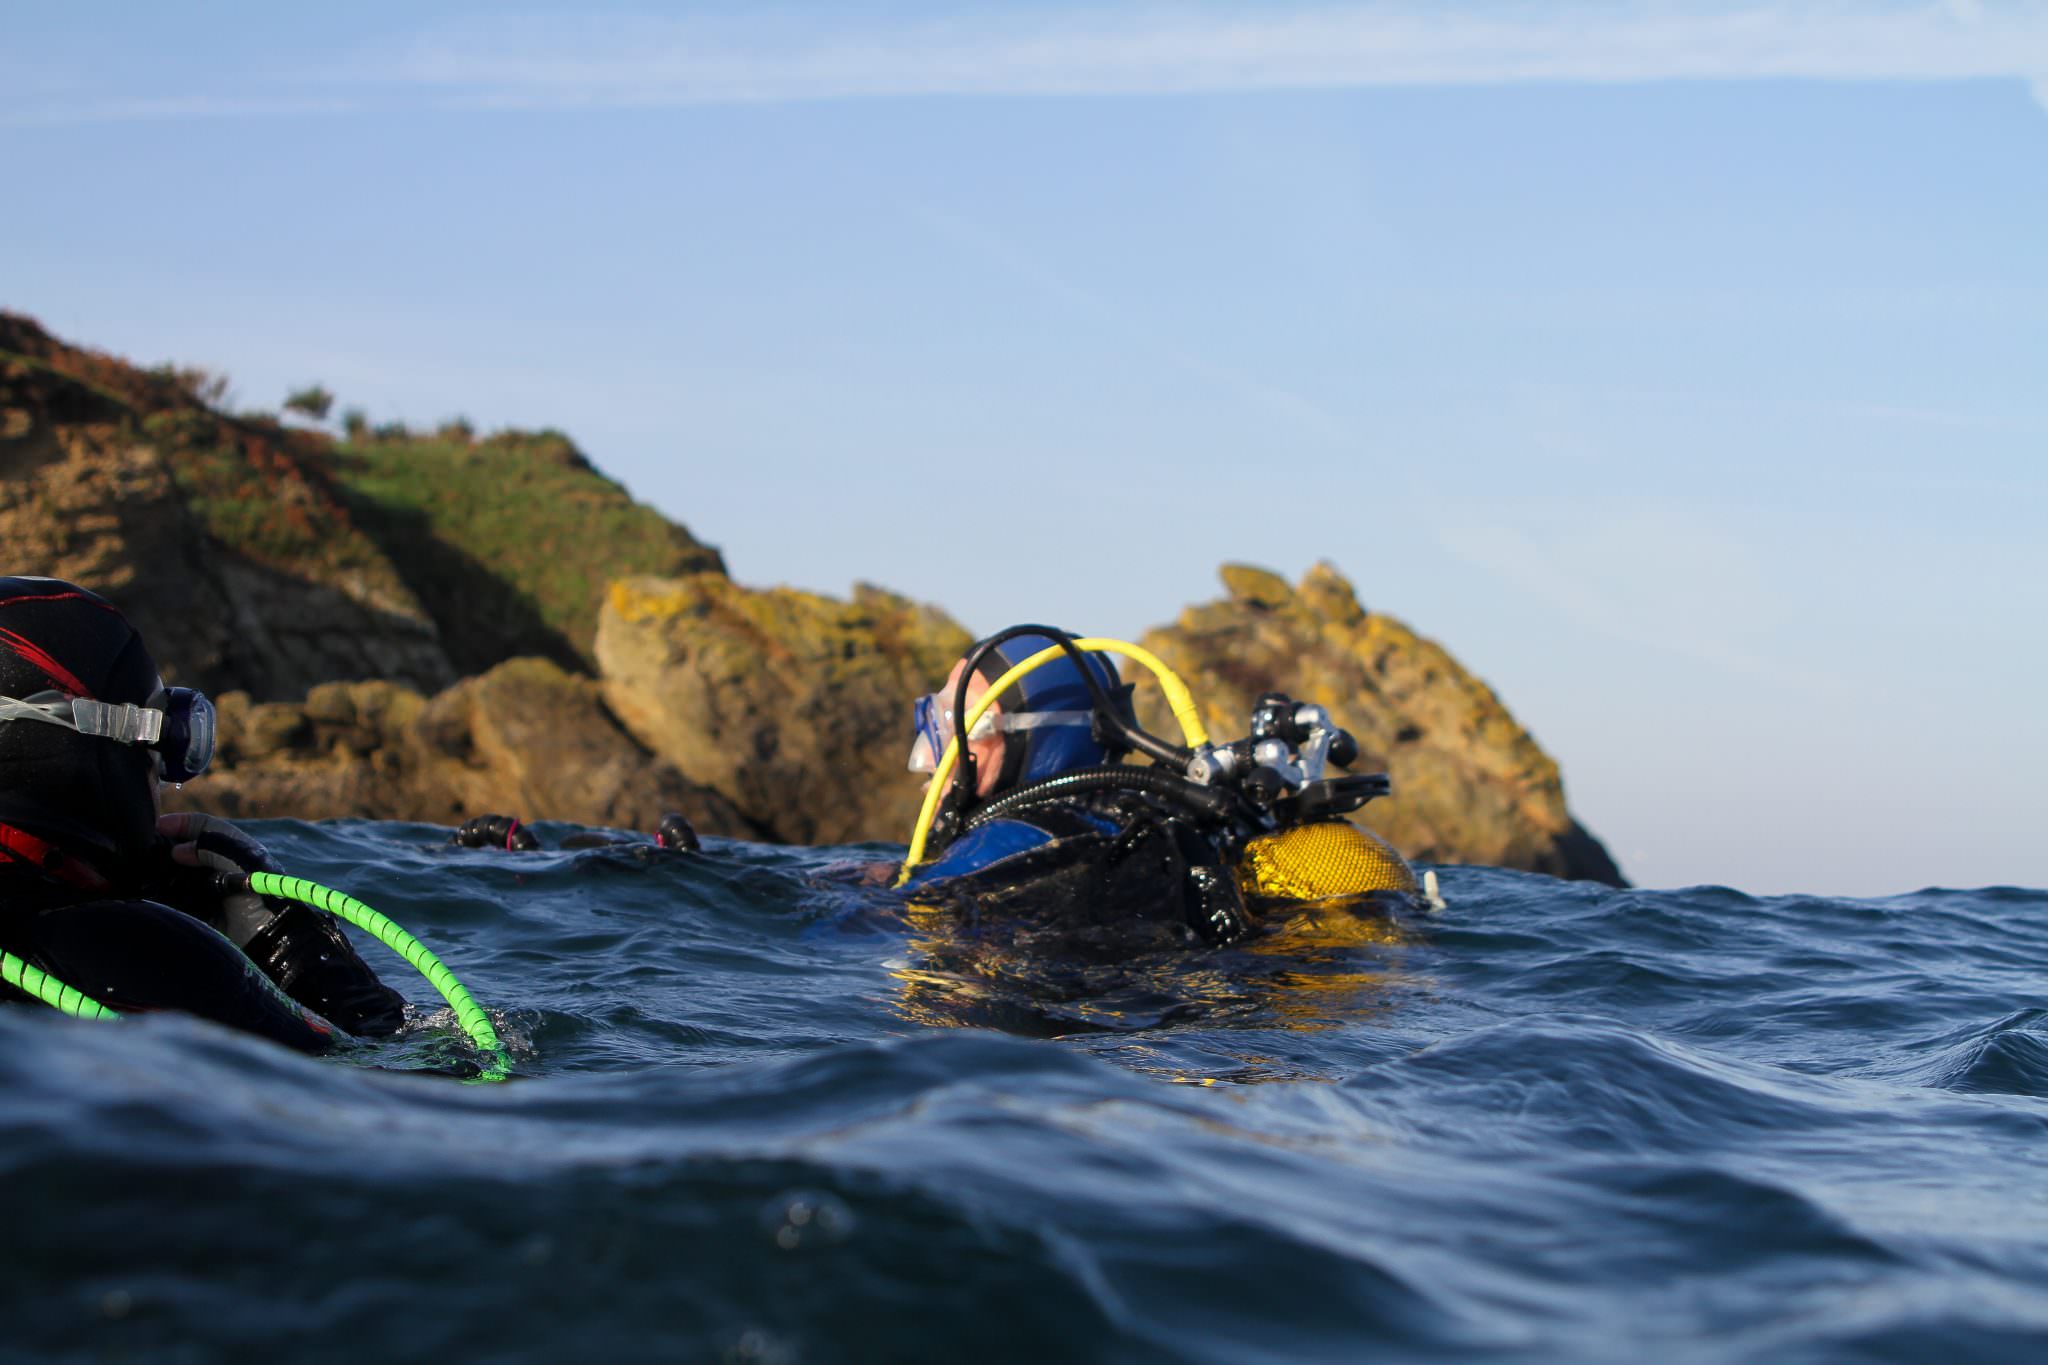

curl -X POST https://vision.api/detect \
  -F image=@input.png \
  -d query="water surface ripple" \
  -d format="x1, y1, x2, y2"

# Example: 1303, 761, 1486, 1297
8, 819, 2048, 1362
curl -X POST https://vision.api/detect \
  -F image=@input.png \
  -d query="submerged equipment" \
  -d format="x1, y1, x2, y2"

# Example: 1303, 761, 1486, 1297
1, 873, 511, 1082
897, 624, 1414, 901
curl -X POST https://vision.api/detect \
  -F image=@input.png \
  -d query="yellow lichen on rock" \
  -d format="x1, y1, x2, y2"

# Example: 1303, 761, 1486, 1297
596, 573, 973, 844
1138, 563, 1621, 883
605, 576, 712, 626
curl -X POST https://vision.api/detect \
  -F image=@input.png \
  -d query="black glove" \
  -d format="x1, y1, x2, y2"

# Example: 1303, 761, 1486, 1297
454, 814, 541, 851
153, 812, 283, 945
243, 903, 407, 1039
655, 811, 700, 853
157, 811, 282, 875
156, 813, 406, 1039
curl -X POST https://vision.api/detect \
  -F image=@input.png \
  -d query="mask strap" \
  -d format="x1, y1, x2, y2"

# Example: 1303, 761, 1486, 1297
0, 693, 164, 745
0, 695, 79, 732
996, 710, 1093, 731
69, 698, 163, 744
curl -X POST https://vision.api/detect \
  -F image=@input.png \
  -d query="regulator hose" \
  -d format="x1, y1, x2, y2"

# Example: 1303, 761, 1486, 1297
241, 872, 511, 1083
0, 948, 120, 1021
900, 636, 1212, 882
950, 625, 1191, 796
964, 764, 1239, 832
3, 875, 511, 1083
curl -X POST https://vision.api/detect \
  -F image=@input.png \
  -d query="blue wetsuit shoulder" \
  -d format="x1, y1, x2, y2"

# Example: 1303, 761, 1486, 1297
907, 808, 1122, 885
907, 821, 1050, 885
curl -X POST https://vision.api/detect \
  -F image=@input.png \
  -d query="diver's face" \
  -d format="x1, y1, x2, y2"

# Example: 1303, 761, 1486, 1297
940, 661, 1007, 798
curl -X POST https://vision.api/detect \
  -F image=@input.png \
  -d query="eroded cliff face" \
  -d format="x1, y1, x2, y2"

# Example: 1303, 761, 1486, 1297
0, 313, 455, 699
1, 311, 722, 699
164, 658, 748, 837
595, 574, 973, 845
1135, 563, 1623, 883
578, 564, 1620, 881
7, 311, 1621, 878
168, 562, 1621, 879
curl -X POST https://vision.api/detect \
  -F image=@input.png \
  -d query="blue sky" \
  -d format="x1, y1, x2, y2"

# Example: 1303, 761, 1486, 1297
6, 3, 2045, 893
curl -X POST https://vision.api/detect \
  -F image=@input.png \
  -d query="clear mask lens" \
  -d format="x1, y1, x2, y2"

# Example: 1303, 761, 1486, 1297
154, 687, 215, 782
906, 691, 1093, 773
907, 692, 997, 773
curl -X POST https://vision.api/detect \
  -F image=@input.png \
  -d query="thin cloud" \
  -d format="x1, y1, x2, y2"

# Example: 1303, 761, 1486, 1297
373, 5, 2048, 103
8, 3, 2048, 125
3, 94, 364, 128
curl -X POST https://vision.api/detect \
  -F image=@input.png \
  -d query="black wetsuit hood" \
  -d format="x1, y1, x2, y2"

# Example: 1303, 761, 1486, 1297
0, 577, 163, 865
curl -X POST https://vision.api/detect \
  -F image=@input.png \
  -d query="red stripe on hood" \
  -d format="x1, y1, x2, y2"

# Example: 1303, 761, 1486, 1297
0, 624, 92, 698
0, 591, 117, 613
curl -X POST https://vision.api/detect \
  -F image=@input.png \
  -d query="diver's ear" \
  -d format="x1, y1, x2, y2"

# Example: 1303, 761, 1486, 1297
979, 731, 1018, 796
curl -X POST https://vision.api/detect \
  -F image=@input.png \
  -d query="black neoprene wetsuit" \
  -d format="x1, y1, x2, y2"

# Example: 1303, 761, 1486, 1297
910, 790, 1254, 950
0, 823, 405, 1049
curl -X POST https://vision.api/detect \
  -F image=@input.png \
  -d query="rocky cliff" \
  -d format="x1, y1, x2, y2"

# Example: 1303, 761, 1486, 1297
9, 311, 1621, 880
169, 658, 748, 837
578, 563, 1621, 881
1136, 564, 1622, 883
0, 311, 721, 696
595, 574, 973, 845
0, 315, 455, 699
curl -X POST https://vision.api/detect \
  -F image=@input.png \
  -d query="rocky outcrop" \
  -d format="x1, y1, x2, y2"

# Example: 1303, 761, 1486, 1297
5, 312, 1623, 877
1, 310, 724, 697
0, 313, 456, 699
164, 657, 749, 836
320, 429, 727, 676
1135, 563, 1623, 883
595, 574, 972, 844
172, 561, 1621, 878
584, 565, 1620, 881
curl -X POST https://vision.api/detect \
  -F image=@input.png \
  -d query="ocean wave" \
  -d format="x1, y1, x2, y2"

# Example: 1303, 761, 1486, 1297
8, 824, 2048, 1361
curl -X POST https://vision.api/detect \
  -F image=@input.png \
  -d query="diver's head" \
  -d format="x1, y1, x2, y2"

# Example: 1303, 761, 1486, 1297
0, 577, 215, 863
908, 630, 1118, 800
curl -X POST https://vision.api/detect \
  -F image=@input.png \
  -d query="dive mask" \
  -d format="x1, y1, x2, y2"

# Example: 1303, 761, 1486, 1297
906, 692, 1090, 773
0, 685, 216, 782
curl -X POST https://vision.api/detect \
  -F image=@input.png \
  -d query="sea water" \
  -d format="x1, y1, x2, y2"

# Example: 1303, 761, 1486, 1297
5, 818, 2048, 1363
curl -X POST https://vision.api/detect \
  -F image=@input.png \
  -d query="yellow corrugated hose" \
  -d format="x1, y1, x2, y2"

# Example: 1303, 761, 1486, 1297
896, 639, 1208, 885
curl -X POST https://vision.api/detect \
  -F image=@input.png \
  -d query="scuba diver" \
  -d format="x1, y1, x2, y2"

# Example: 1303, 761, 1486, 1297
894, 626, 1423, 951
448, 621, 1423, 960
0, 577, 405, 1050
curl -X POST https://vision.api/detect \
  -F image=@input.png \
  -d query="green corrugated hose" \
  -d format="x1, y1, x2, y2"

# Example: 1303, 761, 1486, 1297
3, 873, 511, 1082
246, 872, 511, 1082
1, 947, 121, 1020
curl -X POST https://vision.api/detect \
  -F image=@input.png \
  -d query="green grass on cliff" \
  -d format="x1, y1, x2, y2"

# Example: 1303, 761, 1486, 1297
143, 410, 404, 597
6, 317, 725, 676
317, 429, 725, 674
2, 338, 410, 611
